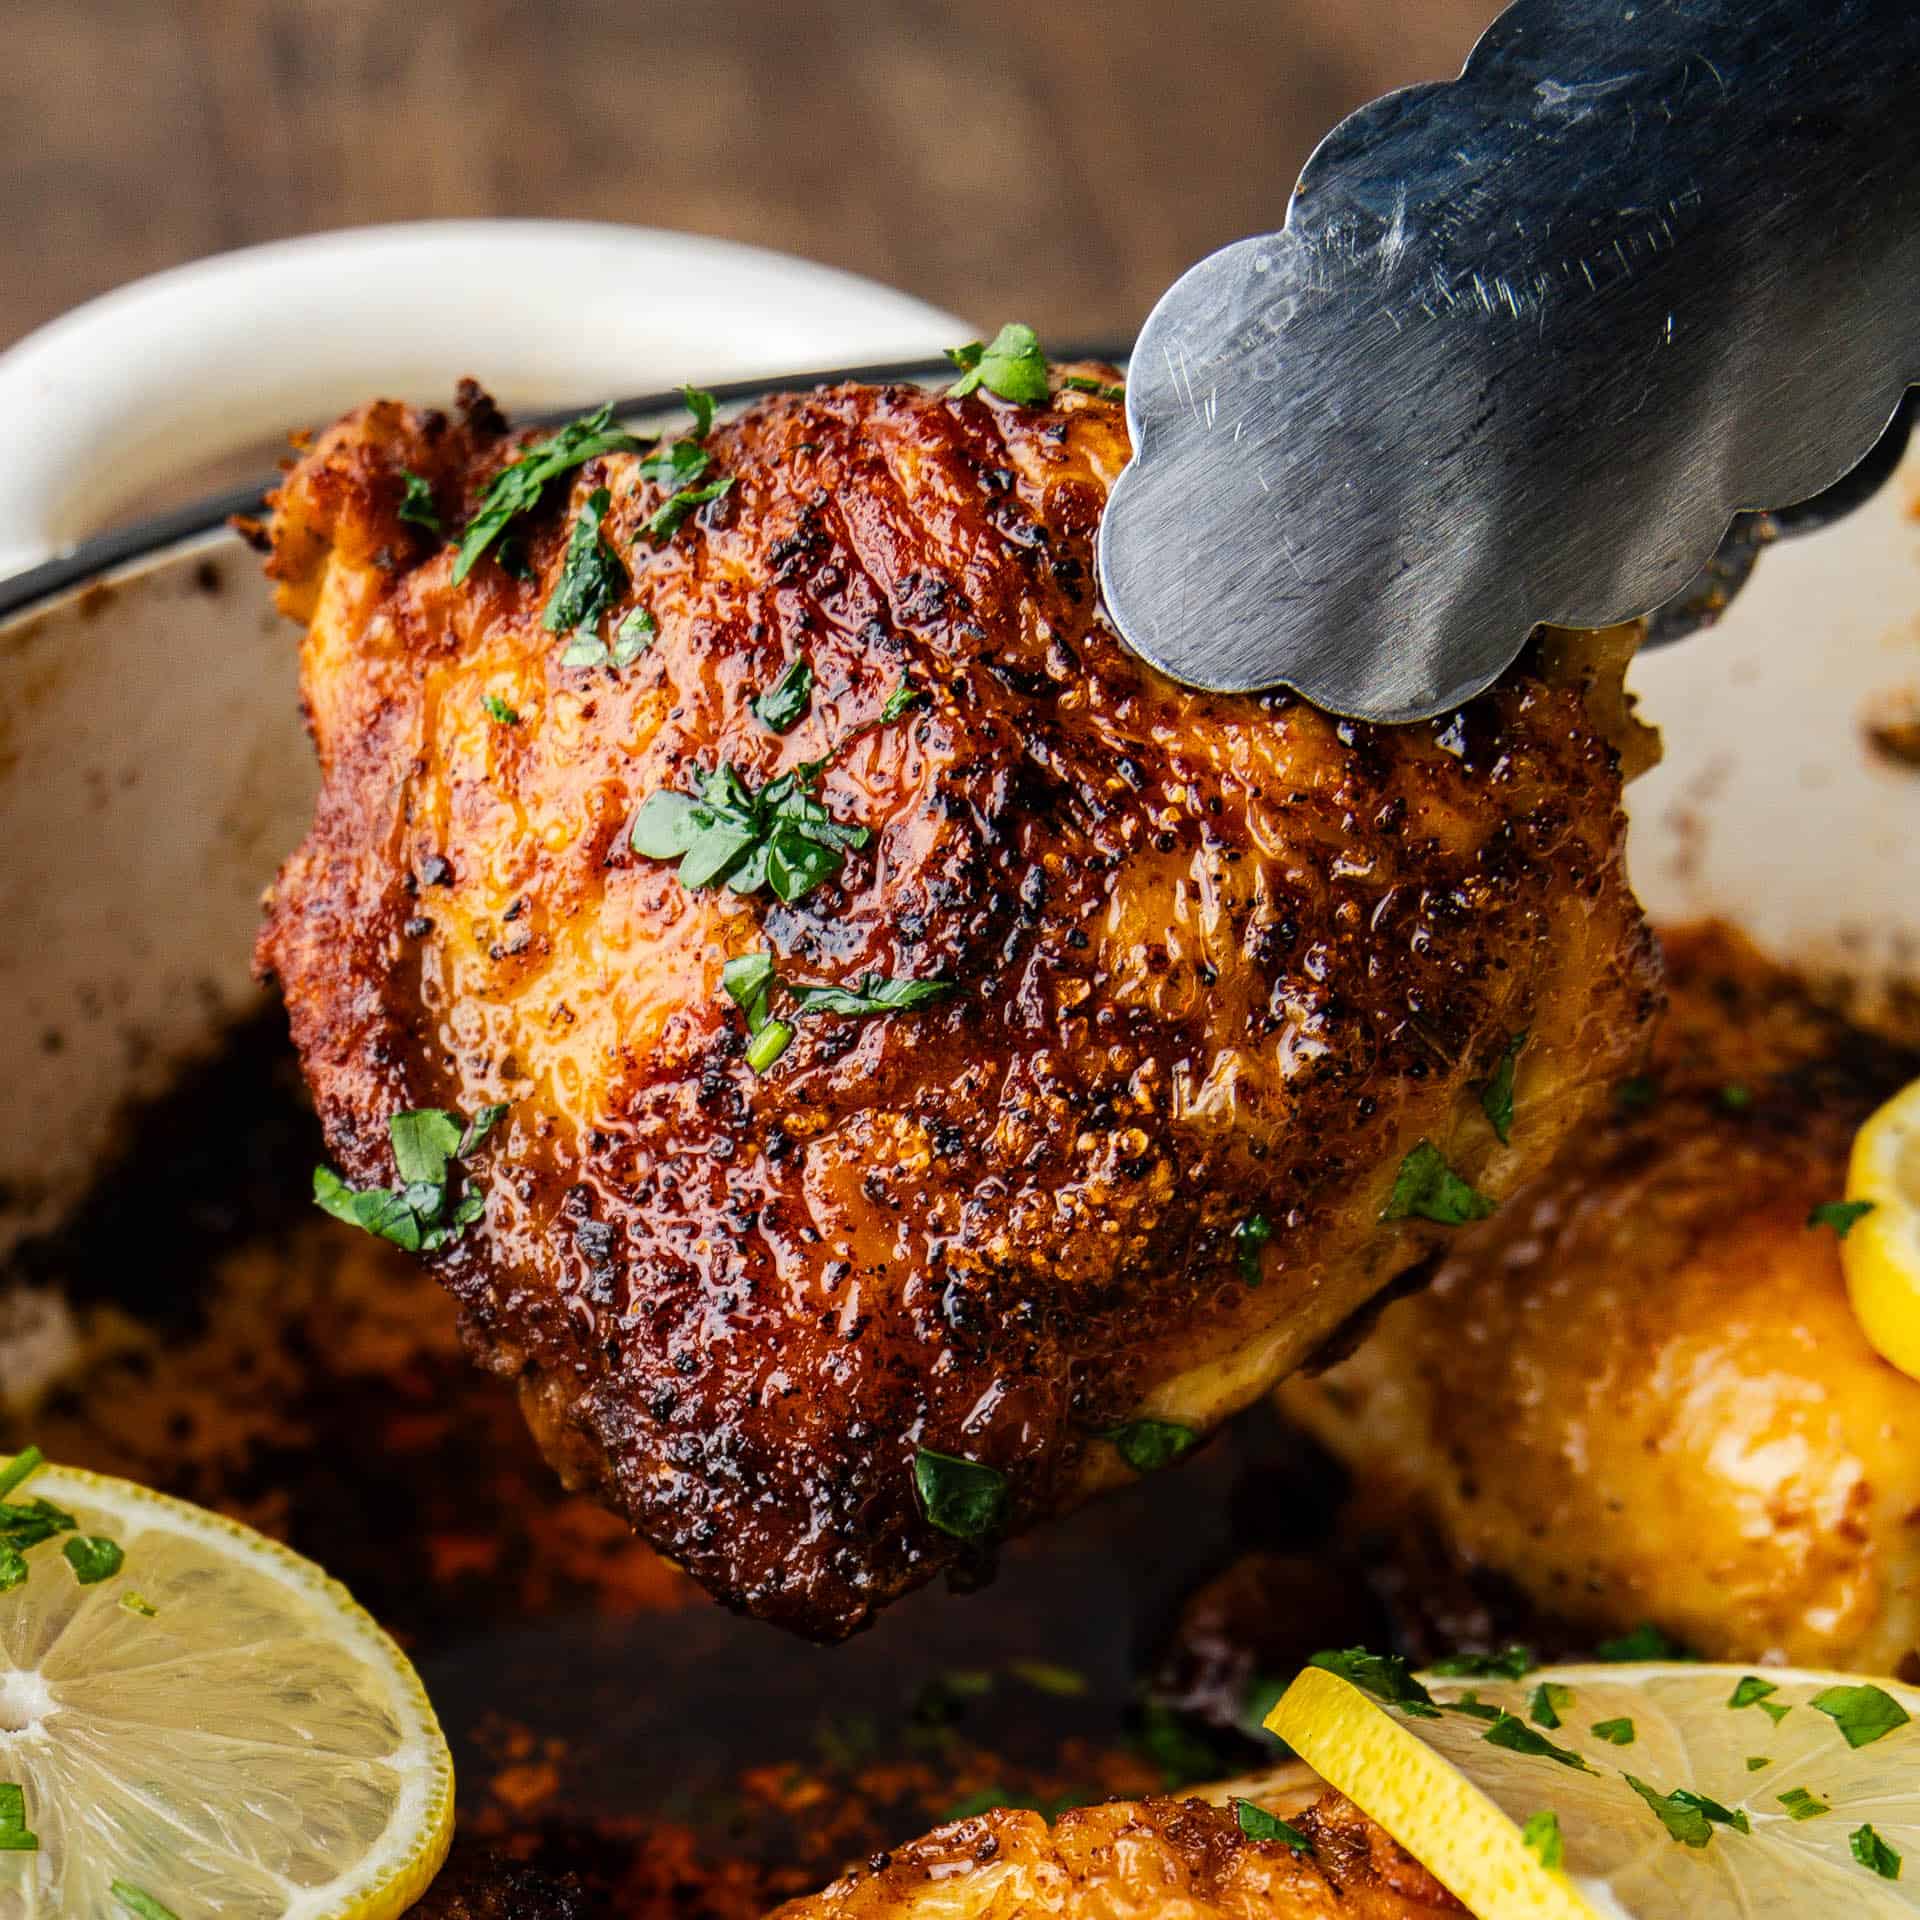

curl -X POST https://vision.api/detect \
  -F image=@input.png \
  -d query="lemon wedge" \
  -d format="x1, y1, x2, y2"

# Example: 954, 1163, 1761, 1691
1842, 1077, 1920, 1381
0, 1454, 452, 1918
1269, 1656, 1920, 1918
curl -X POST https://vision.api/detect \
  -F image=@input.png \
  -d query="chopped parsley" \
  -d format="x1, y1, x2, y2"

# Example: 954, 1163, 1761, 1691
1479, 1031, 1526, 1144
482, 693, 520, 726
546, 487, 626, 642
632, 760, 869, 903
312, 1104, 506, 1254
1446, 1691, 1502, 1722
1431, 1646, 1536, 1681
1482, 1712, 1593, 1772
880, 678, 925, 723
753, 656, 813, 733
1100, 1419, 1198, 1474
1852, 1824, 1903, 1881
1746, 1755, 1771, 1770
565, 605, 655, 671
789, 975, 953, 1017
1062, 374, 1126, 402
744, 1021, 795, 1076
637, 437, 712, 489
111, 1884, 181, 1920
0, 1449, 43, 1503
1729, 1675, 1792, 1725
0, 1784, 35, 1853
1520, 1809, 1563, 1873
1308, 1648, 1440, 1719
397, 470, 441, 536
120, 1591, 159, 1618
0, 1451, 100, 1595
1672, 1789, 1748, 1835
1234, 1800, 1313, 1852
63, 1535, 123, 1584
1382, 1142, 1496, 1225
1590, 1717, 1636, 1746
614, 607, 657, 664
1777, 1786, 1828, 1821
722, 952, 776, 1018
1594, 1622, 1695, 1663
645, 475, 734, 544
1528, 1682, 1573, 1729
718, 952, 948, 1075
946, 323, 1052, 405
0, 1501, 76, 1557
1718, 1081, 1755, 1112
681, 385, 718, 441
1233, 1211, 1272, 1284
1809, 1199, 1875, 1238
1626, 1776, 1713, 1848
454, 405, 643, 582
630, 388, 727, 541
720, 951, 951, 1074
1810, 1682, 1910, 1749
722, 951, 794, 1075
913, 1448, 1007, 1540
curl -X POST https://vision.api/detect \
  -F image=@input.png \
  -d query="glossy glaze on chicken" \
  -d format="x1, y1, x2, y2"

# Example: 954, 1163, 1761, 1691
769, 1782, 1466, 1920
258, 367, 1658, 1637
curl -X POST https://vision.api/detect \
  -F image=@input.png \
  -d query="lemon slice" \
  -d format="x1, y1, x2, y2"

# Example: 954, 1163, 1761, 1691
1270, 1658, 1920, 1919
0, 1455, 452, 1918
1843, 1077, 1920, 1381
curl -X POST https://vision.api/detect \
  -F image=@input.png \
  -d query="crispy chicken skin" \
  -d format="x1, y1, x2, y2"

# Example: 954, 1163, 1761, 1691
769, 1785, 1464, 1920
257, 370, 1656, 1637
1282, 922, 1920, 1673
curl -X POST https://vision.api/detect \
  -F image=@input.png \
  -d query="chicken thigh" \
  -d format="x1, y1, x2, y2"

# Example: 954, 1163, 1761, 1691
1281, 923, 1920, 1673
257, 364, 1657, 1636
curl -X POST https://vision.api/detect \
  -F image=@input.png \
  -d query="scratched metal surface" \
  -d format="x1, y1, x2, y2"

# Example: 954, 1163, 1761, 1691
1100, 0, 1920, 719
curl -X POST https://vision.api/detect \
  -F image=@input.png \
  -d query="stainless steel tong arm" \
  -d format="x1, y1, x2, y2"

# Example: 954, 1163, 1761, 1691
1098, 0, 1920, 722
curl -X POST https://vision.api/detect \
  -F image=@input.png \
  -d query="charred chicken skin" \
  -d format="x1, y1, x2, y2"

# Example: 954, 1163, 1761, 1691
257, 366, 1657, 1638
769, 1781, 1465, 1920
1281, 922, 1920, 1673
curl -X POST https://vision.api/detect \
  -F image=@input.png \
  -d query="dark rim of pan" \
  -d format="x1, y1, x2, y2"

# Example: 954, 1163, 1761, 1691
0, 341, 1136, 623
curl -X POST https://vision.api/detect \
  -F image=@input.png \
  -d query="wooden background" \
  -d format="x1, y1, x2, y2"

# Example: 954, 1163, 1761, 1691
4, 0, 1503, 353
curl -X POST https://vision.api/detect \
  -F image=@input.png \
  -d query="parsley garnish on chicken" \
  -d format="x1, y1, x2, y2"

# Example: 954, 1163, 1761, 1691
257, 361, 1655, 1638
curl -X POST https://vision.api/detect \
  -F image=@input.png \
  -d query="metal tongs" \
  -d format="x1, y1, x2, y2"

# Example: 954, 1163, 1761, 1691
1097, 0, 1920, 723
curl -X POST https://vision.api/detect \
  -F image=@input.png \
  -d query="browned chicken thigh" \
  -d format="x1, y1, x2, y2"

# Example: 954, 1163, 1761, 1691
770, 1785, 1466, 1920
1281, 923, 1920, 1673
257, 362, 1657, 1637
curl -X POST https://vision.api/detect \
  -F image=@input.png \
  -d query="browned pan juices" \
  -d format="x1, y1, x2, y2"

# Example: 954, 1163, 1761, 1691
2, 1017, 1348, 1911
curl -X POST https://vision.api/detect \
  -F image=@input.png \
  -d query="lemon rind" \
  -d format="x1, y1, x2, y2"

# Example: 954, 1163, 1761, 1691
1843, 1091, 1920, 1382
1270, 1665, 1601, 1920
0, 1455, 454, 1920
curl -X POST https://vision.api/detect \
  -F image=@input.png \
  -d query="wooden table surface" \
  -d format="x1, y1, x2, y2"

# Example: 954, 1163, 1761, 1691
5, 0, 1502, 354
